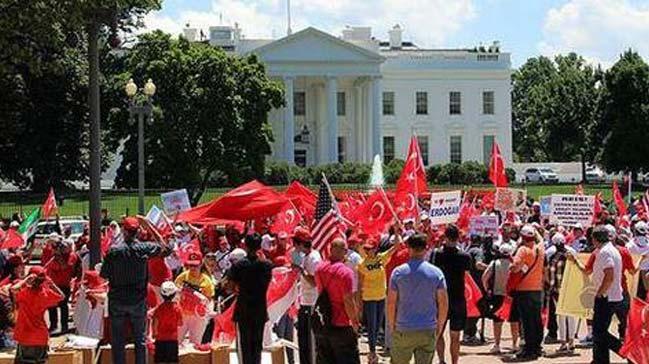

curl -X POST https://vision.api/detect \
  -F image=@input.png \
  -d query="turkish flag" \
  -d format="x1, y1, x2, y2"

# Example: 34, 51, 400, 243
339, 194, 365, 222
495, 295, 513, 322
465, 273, 483, 318
575, 184, 584, 195
456, 196, 477, 231
178, 180, 288, 223
214, 302, 236, 343
620, 298, 649, 364
354, 189, 395, 236
1, 229, 24, 249
42, 188, 58, 220
394, 136, 428, 220
100, 227, 113, 258
270, 203, 301, 234
488, 142, 508, 187
593, 192, 603, 218
613, 180, 627, 216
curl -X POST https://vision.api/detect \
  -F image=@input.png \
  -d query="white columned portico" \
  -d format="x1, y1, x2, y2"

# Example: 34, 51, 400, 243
326, 76, 338, 163
283, 76, 295, 163
353, 80, 364, 162
370, 76, 382, 158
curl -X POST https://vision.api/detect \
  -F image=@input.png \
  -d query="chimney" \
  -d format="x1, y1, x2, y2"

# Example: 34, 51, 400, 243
182, 24, 198, 42
388, 24, 402, 49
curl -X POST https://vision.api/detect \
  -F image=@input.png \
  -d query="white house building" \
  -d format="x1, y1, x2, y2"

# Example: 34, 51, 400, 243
184, 24, 513, 167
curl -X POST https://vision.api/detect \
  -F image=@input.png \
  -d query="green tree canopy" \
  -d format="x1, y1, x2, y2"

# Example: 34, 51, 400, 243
598, 50, 649, 174
102, 31, 284, 203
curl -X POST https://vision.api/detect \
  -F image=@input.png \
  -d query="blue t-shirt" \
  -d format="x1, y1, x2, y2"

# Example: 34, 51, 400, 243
390, 258, 446, 332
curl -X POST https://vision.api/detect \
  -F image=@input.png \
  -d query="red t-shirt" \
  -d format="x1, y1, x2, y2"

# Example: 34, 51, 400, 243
148, 256, 172, 287
585, 246, 634, 293
45, 253, 80, 288
147, 284, 159, 309
385, 244, 410, 285
152, 301, 183, 341
316, 261, 354, 327
40, 245, 54, 266
267, 244, 291, 263
14, 285, 63, 345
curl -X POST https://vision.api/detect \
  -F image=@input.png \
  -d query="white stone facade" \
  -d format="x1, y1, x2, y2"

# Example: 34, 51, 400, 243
187, 25, 513, 166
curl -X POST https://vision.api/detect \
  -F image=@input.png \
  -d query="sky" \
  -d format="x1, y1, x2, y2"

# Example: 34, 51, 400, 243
142, 0, 649, 68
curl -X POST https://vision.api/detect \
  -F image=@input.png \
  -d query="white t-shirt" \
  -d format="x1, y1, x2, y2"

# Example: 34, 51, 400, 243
345, 250, 362, 293
299, 249, 322, 306
592, 242, 624, 302
626, 236, 649, 270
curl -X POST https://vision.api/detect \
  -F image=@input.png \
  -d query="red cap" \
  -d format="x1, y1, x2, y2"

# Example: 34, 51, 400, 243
293, 227, 312, 242
29, 266, 46, 277
186, 251, 203, 266
83, 271, 104, 288
122, 217, 140, 232
7, 254, 24, 266
363, 238, 378, 250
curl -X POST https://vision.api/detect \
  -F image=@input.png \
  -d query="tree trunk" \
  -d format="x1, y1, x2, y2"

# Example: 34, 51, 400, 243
581, 153, 587, 184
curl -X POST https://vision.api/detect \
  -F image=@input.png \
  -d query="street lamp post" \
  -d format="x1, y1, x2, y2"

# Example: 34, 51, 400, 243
125, 78, 156, 215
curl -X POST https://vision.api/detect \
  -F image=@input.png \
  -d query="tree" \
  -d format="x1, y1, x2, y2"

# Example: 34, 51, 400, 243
512, 53, 600, 180
598, 50, 649, 176
102, 31, 284, 204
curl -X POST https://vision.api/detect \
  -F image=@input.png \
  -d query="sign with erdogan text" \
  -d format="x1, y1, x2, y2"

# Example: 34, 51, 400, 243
429, 190, 462, 225
161, 189, 191, 214
549, 194, 595, 228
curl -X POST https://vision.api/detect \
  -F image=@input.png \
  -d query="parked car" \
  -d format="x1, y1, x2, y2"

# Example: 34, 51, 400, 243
30, 217, 88, 259
585, 168, 606, 184
524, 167, 559, 184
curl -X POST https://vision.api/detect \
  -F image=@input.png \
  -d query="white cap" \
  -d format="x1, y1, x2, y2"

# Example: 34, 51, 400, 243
160, 281, 178, 297
635, 221, 648, 235
499, 243, 514, 256
605, 224, 617, 239
261, 234, 275, 251
419, 213, 430, 221
573, 223, 584, 231
229, 248, 247, 263
551, 233, 566, 245
9, 221, 19, 228
520, 224, 536, 238
48, 232, 62, 241
404, 218, 415, 225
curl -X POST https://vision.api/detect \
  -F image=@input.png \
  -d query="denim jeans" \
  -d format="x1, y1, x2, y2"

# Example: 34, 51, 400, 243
109, 301, 148, 364
592, 297, 625, 364
363, 300, 385, 353
274, 313, 295, 364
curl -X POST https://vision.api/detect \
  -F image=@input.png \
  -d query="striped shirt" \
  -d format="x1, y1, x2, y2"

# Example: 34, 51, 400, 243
100, 241, 163, 305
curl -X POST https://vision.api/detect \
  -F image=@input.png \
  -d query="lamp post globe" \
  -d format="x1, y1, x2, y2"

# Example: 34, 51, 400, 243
125, 78, 138, 98
143, 79, 156, 97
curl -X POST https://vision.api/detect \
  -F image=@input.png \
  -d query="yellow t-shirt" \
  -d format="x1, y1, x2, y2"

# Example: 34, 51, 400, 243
358, 251, 393, 301
175, 270, 215, 298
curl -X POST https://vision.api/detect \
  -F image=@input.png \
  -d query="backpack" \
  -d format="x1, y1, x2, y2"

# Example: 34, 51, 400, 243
311, 277, 333, 335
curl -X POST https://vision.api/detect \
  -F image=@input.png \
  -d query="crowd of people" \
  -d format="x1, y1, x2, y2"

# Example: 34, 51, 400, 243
0, 192, 647, 364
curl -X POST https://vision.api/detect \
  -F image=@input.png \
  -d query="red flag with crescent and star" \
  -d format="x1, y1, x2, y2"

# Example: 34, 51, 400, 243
620, 298, 649, 364
355, 188, 395, 236
613, 180, 628, 216
270, 203, 301, 234
488, 142, 508, 187
394, 136, 428, 220
42, 188, 58, 220
465, 273, 483, 318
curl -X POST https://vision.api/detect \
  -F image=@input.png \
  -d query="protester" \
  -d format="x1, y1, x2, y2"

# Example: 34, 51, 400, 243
482, 242, 516, 354
464, 234, 488, 344
293, 227, 321, 364
626, 220, 649, 299
100, 217, 170, 364
44, 238, 81, 334
432, 224, 471, 364
271, 256, 296, 364
151, 281, 183, 364
175, 250, 214, 345
227, 234, 273, 364
11, 266, 64, 364
387, 233, 448, 364
314, 238, 360, 364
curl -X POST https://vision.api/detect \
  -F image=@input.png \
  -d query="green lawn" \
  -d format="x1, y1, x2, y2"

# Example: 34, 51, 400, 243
0, 183, 620, 219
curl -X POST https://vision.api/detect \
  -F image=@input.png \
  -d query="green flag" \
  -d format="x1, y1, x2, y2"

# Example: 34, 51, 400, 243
19, 208, 41, 241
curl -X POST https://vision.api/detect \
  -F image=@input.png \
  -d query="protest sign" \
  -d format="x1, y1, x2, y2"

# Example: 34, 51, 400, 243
469, 215, 499, 237
495, 188, 527, 212
549, 194, 595, 227
540, 196, 552, 216
161, 189, 191, 214
429, 190, 462, 225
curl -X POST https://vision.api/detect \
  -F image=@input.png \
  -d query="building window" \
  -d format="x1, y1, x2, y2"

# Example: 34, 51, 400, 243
449, 91, 461, 115
483, 91, 495, 115
294, 149, 306, 167
294, 92, 306, 116
383, 136, 395, 163
450, 136, 462, 164
337, 92, 346, 116
483, 135, 495, 165
417, 136, 429, 165
416, 91, 428, 115
383, 92, 395, 115
338, 136, 346, 163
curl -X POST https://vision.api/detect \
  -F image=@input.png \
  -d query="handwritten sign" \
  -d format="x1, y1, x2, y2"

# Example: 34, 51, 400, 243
161, 189, 191, 214
495, 188, 527, 212
469, 216, 499, 238
549, 194, 595, 227
429, 190, 462, 225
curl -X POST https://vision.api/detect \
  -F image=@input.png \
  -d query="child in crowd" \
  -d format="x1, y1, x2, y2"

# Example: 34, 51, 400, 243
11, 266, 64, 364
151, 281, 183, 364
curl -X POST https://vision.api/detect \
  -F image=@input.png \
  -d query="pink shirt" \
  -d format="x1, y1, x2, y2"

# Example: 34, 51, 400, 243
315, 261, 354, 327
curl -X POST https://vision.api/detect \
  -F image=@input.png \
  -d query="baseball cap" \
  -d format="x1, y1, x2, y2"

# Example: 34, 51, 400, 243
229, 248, 247, 263
160, 281, 178, 297
363, 238, 378, 250
9, 221, 19, 228
635, 221, 648, 235
83, 271, 104, 288
261, 234, 275, 251
122, 217, 140, 232
404, 218, 415, 225
420, 213, 430, 221
551, 233, 566, 245
520, 224, 536, 238
278, 231, 290, 239
573, 223, 584, 231
29, 266, 46, 277
499, 243, 514, 256
186, 251, 203, 266
293, 227, 312, 243
47, 232, 62, 242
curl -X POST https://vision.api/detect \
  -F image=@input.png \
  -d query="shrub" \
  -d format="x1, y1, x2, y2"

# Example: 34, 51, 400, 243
384, 159, 405, 184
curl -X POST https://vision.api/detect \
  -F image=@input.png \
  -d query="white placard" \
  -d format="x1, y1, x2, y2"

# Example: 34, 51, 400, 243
495, 188, 527, 212
469, 216, 500, 238
160, 189, 191, 214
428, 190, 462, 225
549, 194, 595, 227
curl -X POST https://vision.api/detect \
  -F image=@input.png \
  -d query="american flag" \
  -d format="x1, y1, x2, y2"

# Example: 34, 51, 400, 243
312, 178, 343, 252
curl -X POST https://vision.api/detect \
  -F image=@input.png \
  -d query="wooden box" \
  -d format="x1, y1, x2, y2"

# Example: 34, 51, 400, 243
211, 345, 230, 364
48, 350, 83, 364
179, 348, 211, 364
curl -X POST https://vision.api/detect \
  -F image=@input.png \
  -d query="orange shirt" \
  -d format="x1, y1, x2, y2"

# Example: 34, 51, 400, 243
513, 243, 545, 291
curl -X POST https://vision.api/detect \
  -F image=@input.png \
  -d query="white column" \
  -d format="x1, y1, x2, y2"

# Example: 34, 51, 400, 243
283, 76, 295, 164
369, 76, 382, 159
353, 83, 363, 162
326, 76, 338, 163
